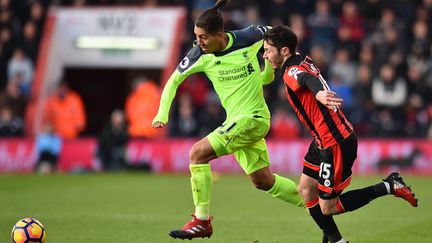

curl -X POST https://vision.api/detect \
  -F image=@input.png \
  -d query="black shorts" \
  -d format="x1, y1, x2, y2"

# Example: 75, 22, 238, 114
302, 133, 358, 199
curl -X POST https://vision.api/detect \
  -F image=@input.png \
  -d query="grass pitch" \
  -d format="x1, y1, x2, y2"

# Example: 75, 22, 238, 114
0, 173, 431, 242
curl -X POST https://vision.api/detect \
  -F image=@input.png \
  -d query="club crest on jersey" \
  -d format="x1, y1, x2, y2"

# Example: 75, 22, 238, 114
179, 57, 190, 69
242, 51, 248, 60
288, 67, 302, 79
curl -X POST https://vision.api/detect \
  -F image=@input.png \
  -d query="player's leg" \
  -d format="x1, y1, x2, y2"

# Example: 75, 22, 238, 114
169, 137, 217, 240
189, 138, 218, 220
230, 115, 304, 207
300, 141, 345, 243
248, 165, 274, 190
317, 133, 417, 216
248, 165, 304, 207
170, 116, 254, 239
319, 172, 418, 215
318, 133, 381, 215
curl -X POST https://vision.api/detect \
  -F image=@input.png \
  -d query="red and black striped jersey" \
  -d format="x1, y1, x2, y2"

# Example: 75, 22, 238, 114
280, 54, 353, 148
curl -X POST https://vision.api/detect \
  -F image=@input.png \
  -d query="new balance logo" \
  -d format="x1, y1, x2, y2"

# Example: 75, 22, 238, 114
243, 51, 248, 59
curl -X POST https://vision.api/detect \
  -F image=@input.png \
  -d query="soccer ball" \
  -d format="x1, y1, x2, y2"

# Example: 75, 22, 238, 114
11, 218, 46, 243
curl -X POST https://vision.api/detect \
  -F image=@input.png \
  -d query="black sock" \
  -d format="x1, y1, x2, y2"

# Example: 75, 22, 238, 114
309, 204, 342, 242
373, 182, 389, 196
339, 183, 387, 212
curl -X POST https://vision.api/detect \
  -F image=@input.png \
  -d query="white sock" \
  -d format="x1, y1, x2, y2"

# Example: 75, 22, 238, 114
383, 181, 391, 194
195, 205, 210, 221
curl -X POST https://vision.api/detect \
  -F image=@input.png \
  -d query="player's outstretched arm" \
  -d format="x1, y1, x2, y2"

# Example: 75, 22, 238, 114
152, 70, 187, 125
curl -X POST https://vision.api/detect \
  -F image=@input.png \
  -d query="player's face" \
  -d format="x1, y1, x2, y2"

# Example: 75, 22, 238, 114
194, 26, 223, 53
263, 41, 286, 70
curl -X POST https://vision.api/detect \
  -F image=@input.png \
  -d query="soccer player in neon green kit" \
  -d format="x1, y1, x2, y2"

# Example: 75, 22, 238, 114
152, 0, 304, 240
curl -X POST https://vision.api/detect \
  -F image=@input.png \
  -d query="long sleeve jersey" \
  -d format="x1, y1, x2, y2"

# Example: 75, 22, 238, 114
153, 25, 274, 124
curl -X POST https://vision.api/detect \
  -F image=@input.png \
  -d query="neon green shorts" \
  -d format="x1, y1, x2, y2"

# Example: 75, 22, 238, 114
207, 115, 271, 175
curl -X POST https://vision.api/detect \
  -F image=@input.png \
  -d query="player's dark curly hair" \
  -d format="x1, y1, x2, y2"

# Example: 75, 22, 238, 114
264, 25, 298, 54
195, 0, 230, 34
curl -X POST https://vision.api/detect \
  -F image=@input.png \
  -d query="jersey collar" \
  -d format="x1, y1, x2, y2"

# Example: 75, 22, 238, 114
220, 32, 233, 52
279, 54, 303, 78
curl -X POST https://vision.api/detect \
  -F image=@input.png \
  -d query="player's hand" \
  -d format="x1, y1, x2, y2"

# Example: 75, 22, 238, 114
152, 121, 166, 128
316, 90, 343, 110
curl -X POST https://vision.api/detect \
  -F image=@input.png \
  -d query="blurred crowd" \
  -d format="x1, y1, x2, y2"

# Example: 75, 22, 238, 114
174, 0, 432, 139
0, 0, 431, 144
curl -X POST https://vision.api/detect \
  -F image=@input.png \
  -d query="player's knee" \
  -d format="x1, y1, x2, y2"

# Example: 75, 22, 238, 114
252, 177, 274, 191
254, 180, 272, 191
298, 184, 317, 201
320, 205, 333, 216
189, 143, 204, 164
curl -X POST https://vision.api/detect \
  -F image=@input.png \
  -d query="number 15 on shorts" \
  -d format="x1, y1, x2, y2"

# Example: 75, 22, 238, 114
319, 162, 333, 187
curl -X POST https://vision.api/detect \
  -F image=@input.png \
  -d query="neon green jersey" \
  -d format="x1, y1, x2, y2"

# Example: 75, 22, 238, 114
153, 25, 274, 124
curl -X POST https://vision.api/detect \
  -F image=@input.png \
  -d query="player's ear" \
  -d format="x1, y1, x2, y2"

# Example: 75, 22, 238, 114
281, 47, 290, 57
217, 31, 224, 39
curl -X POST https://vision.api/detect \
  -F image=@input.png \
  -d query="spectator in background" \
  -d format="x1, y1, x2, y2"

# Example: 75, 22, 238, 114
0, 4, 20, 37
336, 1, 364, 57
371, 63, 408, 109
328, 47, 357, 87
45, 80, 86, 139
170, 93, 199, 137
18, 21, 39, 63
28, 1, 45, 38
239, 5, 264, 27
358, 41, 377, 72
307, 0, 338, 60
0, 0, 430, 140
309, 44, 329, 78
0, 106, 23, 136
371, 64, 408, 137
198, 92, 225, 137
266, 0, 291, 26
328, 74, 354, 115
97, 109, 129, 171
0, 27, 15, 88
369, 7, 404, 45
269, 106, 301, 139
359, 0, 385, 29
7, 48, 33, 96
352, 64, 374, 136
374, 26, 405, 68
406, 65, 430, 109
0, 79, 26, 118
178, 73, 210, 110
416, 1, 431, 23
220, 10, 241, 30
404, 93, 427, 137
125, 77, 161, 138
34, 122, 62, 175
289, 13, 308, 53
407, 20, 429, 71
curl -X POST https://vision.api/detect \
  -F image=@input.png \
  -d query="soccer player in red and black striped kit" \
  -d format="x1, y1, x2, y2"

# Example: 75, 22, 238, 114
263, 25, 418, 243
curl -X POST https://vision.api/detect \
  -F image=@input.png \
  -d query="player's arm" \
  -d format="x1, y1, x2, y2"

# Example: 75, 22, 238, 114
152, 70, 187, 128
297, 72, 343, 109
261, 59, 274, 85
247, 26, 274, 85
153, 44, 203, 128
